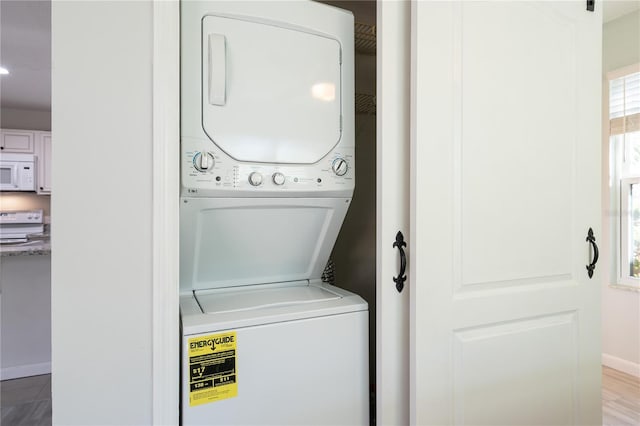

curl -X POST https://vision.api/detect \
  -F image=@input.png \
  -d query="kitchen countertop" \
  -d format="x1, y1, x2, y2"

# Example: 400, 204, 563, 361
0, 240, 51, 257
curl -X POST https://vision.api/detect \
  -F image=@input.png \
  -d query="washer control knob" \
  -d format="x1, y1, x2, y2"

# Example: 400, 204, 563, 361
332, 158, 349, 176
248, 172, 263, 186
193, 152, 215, 172
272, 172, 285, 186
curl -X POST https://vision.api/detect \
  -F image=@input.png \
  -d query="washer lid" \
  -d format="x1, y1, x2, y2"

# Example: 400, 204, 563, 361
201, 14, 342, 164
180, 197, 351, 292
181, 282, 368, 335
195, 282, 341, 315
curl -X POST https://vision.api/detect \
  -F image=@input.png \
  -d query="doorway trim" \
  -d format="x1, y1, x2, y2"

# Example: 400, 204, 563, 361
375, 1, 411, 424
152, 0, 180, 424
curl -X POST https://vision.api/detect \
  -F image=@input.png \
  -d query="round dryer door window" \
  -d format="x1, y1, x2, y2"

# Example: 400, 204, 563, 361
201, 15, 342, 164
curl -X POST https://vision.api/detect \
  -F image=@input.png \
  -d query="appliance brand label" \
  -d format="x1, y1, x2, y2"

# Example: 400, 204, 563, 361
188, 331, 237, 406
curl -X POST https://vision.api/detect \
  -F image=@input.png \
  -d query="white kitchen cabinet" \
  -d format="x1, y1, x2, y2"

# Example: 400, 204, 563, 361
0, 129, 35, 153
35, 132, 52, 194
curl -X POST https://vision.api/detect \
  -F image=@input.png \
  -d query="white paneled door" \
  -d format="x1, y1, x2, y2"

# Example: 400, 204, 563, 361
407, 1, 602, 425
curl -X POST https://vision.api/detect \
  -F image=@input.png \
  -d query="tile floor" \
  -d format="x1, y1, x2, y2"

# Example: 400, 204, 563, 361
0, 374, 51, 426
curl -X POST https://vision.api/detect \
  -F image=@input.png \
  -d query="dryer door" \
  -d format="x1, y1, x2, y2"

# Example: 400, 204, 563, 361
201, 15, 342, 164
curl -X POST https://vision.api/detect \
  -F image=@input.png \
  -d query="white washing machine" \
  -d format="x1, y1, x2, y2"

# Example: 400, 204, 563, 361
180, 1, 368, 425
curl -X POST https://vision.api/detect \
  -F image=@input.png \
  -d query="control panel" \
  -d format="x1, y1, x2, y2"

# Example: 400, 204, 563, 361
0, 209, 43, 224
181, 137, 354, 197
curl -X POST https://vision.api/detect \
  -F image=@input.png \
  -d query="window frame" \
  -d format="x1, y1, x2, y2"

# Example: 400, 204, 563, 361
619, 175, 640, 287
607, 63, 640, 291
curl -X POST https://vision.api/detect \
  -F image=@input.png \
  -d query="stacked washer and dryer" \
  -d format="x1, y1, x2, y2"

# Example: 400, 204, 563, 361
180, 1, 369, 425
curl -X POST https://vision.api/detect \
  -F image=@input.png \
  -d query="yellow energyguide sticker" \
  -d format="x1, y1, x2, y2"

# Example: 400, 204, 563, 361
188, 331, 237, 406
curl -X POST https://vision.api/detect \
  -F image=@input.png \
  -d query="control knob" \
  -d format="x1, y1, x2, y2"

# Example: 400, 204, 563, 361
248, 172, 263, 186
193, 151, 215, 172
272, 172, 285, 186
332, 158, 349, 176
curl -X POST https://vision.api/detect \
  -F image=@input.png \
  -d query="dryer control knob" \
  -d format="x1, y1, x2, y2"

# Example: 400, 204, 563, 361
272, 172, 285, 186
332, 158, 349, 176
248, 172, 263, 186
193, 152, 215, 172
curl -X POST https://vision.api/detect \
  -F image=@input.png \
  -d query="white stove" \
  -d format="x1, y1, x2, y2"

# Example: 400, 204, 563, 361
0, 209, 44, 243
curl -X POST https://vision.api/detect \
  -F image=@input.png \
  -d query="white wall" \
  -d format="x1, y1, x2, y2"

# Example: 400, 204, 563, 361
0, 254, 51, 379
603, 10, 640, 72
0, 192, 51, 217
0, 108, 51, 131
51, 2, 153, 424
602, 9, 640, 377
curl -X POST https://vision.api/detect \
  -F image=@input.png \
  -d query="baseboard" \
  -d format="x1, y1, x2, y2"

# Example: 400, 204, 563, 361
602, 353, 640, 378
1, 362, 51, 381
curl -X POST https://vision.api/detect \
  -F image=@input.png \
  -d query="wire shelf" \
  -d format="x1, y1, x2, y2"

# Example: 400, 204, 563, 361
355, 22, 376, 55
355, 93, 376, 115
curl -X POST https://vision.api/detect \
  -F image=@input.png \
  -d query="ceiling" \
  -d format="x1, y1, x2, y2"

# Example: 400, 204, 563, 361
0, 0, 51, 111
0, 0, 637, 112
604, 0, 640, 22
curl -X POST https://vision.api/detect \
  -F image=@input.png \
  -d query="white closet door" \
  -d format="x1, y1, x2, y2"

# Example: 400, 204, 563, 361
410, 2, 602, 425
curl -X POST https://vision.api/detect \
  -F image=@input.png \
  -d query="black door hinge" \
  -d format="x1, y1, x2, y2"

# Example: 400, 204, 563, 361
587, 0, 595, 12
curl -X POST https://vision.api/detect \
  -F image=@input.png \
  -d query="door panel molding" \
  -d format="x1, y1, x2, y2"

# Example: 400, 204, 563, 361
452, 311, 578, 425
454, 274, 575, 297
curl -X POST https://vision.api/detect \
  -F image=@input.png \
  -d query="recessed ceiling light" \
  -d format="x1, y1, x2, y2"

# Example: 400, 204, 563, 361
0, 67, 9, 75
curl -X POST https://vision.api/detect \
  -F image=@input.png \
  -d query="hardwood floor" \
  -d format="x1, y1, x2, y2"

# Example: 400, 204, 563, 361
0, 374, 51, 426
603, 366, 640, 426
0, 368, 637, 425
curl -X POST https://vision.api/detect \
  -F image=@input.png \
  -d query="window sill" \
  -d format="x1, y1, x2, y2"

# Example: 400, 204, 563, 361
608, 283, 640, 293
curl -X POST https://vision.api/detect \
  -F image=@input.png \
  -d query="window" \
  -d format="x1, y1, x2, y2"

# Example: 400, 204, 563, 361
609, 65, 640, 288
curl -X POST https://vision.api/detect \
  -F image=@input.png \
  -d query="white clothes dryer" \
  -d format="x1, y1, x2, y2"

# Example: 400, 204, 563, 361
180, 2, 368, 425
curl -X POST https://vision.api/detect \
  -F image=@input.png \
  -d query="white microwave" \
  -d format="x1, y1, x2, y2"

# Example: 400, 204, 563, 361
0, 153, 36, 192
